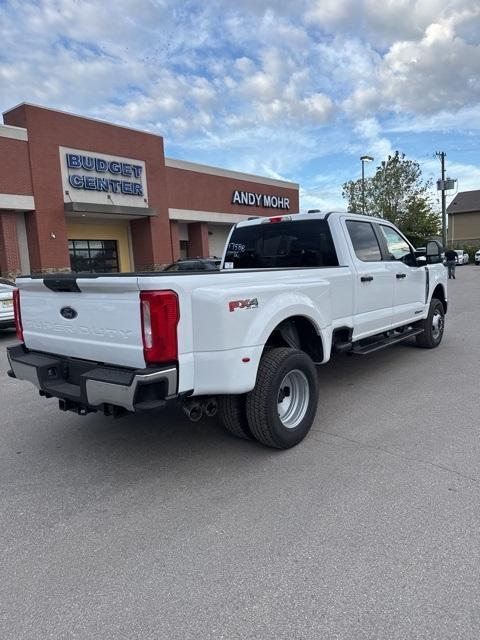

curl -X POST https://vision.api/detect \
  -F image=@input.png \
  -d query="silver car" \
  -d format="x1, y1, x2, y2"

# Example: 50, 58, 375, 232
0, 278, 15, 330
455, 250, 469, 265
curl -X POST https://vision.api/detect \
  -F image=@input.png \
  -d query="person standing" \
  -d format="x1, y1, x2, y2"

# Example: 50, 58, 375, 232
445, 248, 457, 279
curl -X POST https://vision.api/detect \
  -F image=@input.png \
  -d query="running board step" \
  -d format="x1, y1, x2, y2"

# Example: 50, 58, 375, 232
351, 328, 424, 355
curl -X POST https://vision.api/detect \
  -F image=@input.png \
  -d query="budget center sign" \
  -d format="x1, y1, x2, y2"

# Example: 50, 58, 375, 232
59, 146, 149, 208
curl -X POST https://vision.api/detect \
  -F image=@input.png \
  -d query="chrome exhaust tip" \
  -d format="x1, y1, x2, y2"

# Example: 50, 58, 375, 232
182, 400, 204, 422
204, 398, 218, 418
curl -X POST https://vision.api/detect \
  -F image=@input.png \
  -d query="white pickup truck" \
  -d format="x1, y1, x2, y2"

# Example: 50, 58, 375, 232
7, 212, 447, 449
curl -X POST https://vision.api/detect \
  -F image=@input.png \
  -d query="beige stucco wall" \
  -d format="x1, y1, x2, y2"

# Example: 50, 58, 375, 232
448, 211, 480, 244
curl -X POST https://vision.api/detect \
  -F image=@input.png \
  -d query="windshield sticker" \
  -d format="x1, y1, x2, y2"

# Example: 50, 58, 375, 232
228, 242, 246, 258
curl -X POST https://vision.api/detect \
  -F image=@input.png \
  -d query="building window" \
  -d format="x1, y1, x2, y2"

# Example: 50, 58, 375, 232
69, 239, 120, 273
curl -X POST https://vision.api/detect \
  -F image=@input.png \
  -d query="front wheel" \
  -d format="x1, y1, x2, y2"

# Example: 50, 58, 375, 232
246, 347, 319, 449
416, 298, 445, 348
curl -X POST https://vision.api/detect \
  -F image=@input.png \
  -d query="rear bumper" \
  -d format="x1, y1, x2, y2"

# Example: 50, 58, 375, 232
0, 318, 15, 328
7, 343, 177, 415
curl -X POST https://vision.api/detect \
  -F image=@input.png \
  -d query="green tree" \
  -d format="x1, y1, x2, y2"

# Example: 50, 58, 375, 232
342, 151, 441, 245
400, 196, 442, 247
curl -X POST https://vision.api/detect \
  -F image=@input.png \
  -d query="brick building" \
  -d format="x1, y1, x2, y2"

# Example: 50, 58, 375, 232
0, 103, 299, 279
447, 190, 480, 246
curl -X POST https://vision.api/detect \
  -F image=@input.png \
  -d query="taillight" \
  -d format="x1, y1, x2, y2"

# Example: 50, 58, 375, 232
13, 288, 24, 342
140, 290, 179, 365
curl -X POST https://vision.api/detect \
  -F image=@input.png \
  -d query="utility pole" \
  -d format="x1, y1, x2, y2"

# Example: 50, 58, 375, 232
436, 151, 447, 248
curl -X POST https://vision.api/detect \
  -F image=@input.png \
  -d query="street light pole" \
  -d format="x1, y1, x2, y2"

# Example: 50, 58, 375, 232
360, 155, 374, 214
361, 160, 365, 214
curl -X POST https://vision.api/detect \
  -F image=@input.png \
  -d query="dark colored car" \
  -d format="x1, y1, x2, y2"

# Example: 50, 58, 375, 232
163, 259, 221, 272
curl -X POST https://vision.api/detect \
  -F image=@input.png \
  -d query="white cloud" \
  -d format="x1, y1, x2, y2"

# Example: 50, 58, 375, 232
447, 162, 480, 194
421, 158, 480, 195
1, 0, 480, 213
299, 181, 346, 213
305, 0, 476, 48
343, 118, 394, 167
387, 105, 480, 133
342, 5, 480, 117
305, 0, 357, 32
380, 12, 480, 114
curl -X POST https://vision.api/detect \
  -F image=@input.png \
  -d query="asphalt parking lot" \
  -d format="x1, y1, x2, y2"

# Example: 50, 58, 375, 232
1, 265, 480, 640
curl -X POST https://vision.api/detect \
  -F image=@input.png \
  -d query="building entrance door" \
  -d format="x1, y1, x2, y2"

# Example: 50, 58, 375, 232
68, 239, 119, 273
67, 220, 132, 272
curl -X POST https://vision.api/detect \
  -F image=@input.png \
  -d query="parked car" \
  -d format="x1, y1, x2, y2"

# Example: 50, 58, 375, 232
475, 249, 480, 265
8, 213, 447, 449
455, 249, 469, 265
0, 278, 15, 330
163, 258, 221, 272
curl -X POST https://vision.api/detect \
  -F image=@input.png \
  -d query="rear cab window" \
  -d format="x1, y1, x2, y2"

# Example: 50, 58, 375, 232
224, 219, 339, 269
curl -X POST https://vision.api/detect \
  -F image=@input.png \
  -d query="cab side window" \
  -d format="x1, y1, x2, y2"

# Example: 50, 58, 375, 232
379, 225, 412, 262
346, 220, 382, 262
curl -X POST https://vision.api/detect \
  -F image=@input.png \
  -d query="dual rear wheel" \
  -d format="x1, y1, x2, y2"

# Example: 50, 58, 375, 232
218, 347, 319, 449
219, 297, 446, 449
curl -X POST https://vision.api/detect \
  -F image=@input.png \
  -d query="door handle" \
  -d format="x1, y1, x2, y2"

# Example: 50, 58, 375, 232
361, 276, 374, 282
396, 273, 407, 279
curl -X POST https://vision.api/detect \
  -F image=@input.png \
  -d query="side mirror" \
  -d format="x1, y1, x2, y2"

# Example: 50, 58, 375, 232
416, 255, 427, 266
402, 251, 418, 267
425, 240, 443, 264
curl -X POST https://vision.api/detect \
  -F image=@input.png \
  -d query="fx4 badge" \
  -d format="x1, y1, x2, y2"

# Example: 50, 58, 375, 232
229, 298, 259, 313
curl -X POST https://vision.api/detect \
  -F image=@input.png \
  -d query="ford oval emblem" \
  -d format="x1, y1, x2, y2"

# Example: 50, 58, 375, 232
60, 306, 78, 320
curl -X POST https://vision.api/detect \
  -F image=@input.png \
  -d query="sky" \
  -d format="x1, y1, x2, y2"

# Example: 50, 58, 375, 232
1, 0, 480, 212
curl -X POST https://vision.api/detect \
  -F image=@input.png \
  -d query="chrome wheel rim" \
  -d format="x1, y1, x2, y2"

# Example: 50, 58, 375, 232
277, 369, 310, 429
432, 309, 444, 341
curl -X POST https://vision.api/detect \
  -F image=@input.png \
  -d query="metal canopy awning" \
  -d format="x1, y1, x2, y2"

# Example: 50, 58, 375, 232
64, 202, 156, 217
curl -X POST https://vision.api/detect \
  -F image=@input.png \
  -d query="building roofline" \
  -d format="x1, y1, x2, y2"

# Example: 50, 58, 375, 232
164, 157, 299, 189
447, 207, 480, 214
447, 189, 480, 214
2, 103, 299, 189
2, 102, 164, 139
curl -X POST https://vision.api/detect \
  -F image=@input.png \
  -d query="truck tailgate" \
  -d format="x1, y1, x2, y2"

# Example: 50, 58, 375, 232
17, 277, 145, 369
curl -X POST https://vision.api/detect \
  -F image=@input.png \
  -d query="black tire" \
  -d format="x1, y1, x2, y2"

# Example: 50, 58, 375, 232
246, 347, 319, 449
416, 297, 445, 348
218, 394, 252, 440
